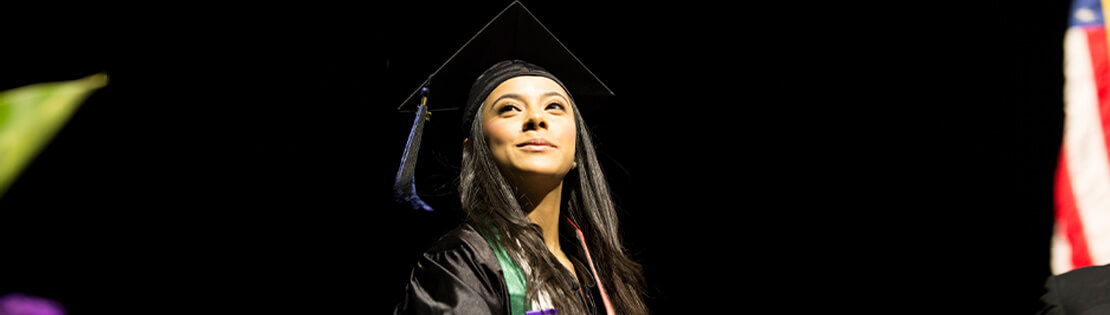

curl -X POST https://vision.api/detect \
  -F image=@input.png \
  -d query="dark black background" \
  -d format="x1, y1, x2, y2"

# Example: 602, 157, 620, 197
0, 1, 1068, 314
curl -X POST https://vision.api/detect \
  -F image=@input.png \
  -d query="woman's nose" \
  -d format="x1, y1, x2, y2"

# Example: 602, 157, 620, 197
522, 111, 547, 131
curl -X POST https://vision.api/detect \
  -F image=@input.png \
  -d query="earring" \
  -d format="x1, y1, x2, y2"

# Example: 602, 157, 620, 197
572, 161, 578, 169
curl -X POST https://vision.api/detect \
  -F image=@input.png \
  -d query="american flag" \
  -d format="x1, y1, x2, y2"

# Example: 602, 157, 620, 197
1054, 0, 1110, 274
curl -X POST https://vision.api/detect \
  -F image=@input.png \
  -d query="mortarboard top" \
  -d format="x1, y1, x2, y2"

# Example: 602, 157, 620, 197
396, 0, 613, 113
394, 0, 614, 211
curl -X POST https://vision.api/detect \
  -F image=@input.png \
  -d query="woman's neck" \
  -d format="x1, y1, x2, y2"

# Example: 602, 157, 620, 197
520, 180, 578, 281
522, 181, 563, 254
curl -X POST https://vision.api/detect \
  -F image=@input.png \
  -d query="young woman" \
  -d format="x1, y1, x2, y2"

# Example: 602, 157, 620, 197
394, 60, 648, 315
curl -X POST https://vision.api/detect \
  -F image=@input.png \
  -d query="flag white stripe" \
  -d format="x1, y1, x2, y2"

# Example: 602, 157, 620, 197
1051, 225, 1073, 274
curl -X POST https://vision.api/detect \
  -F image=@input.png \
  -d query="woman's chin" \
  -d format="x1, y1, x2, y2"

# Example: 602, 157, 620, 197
509, 164, 568, 179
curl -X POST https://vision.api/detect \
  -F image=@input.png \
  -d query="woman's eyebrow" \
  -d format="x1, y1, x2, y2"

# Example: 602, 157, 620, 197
489, 93, 524, 111
542, 91, 568, 101
489, 91, 569, 111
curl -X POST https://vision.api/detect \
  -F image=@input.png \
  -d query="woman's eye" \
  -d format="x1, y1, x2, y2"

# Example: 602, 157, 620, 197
546, 103, 565, 111
497, 105, 519, 114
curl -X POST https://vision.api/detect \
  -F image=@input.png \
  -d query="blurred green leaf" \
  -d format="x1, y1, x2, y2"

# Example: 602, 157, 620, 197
0, 73, 108, 198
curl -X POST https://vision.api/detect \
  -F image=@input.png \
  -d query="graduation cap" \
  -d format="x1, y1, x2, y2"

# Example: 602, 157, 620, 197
394, 0, 613, 211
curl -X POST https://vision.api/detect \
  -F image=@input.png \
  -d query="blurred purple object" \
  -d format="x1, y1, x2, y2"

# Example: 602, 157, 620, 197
0, 293, 65, 315
525, 308, 557, 315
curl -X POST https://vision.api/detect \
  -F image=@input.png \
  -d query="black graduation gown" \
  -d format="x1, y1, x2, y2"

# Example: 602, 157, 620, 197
394, 222, 607, 315
1036, 264, 1110, 315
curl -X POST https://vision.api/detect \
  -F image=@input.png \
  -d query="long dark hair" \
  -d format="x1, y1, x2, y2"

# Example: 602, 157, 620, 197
460, 94, 648, 314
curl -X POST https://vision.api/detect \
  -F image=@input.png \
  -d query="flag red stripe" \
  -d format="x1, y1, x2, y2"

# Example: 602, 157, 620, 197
1088, 28, 1110, 164
1055, 149, 1093, 268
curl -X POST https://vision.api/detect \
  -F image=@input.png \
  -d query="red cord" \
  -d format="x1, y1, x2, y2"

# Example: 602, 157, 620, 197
564, 216, 615, 315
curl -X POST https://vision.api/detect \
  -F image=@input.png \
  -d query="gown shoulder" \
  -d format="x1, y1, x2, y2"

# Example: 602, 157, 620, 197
394, 223, 509, 315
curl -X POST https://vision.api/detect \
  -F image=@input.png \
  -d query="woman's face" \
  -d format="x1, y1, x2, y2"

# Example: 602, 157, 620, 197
481, 76, 577, 183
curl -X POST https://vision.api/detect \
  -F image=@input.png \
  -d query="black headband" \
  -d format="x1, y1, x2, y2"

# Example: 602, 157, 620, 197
462, 59, 573, 132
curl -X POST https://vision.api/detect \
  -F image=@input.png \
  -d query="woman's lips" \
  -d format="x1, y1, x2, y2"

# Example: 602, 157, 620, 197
517, 138, 556, 151
518, 144, 554, 152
